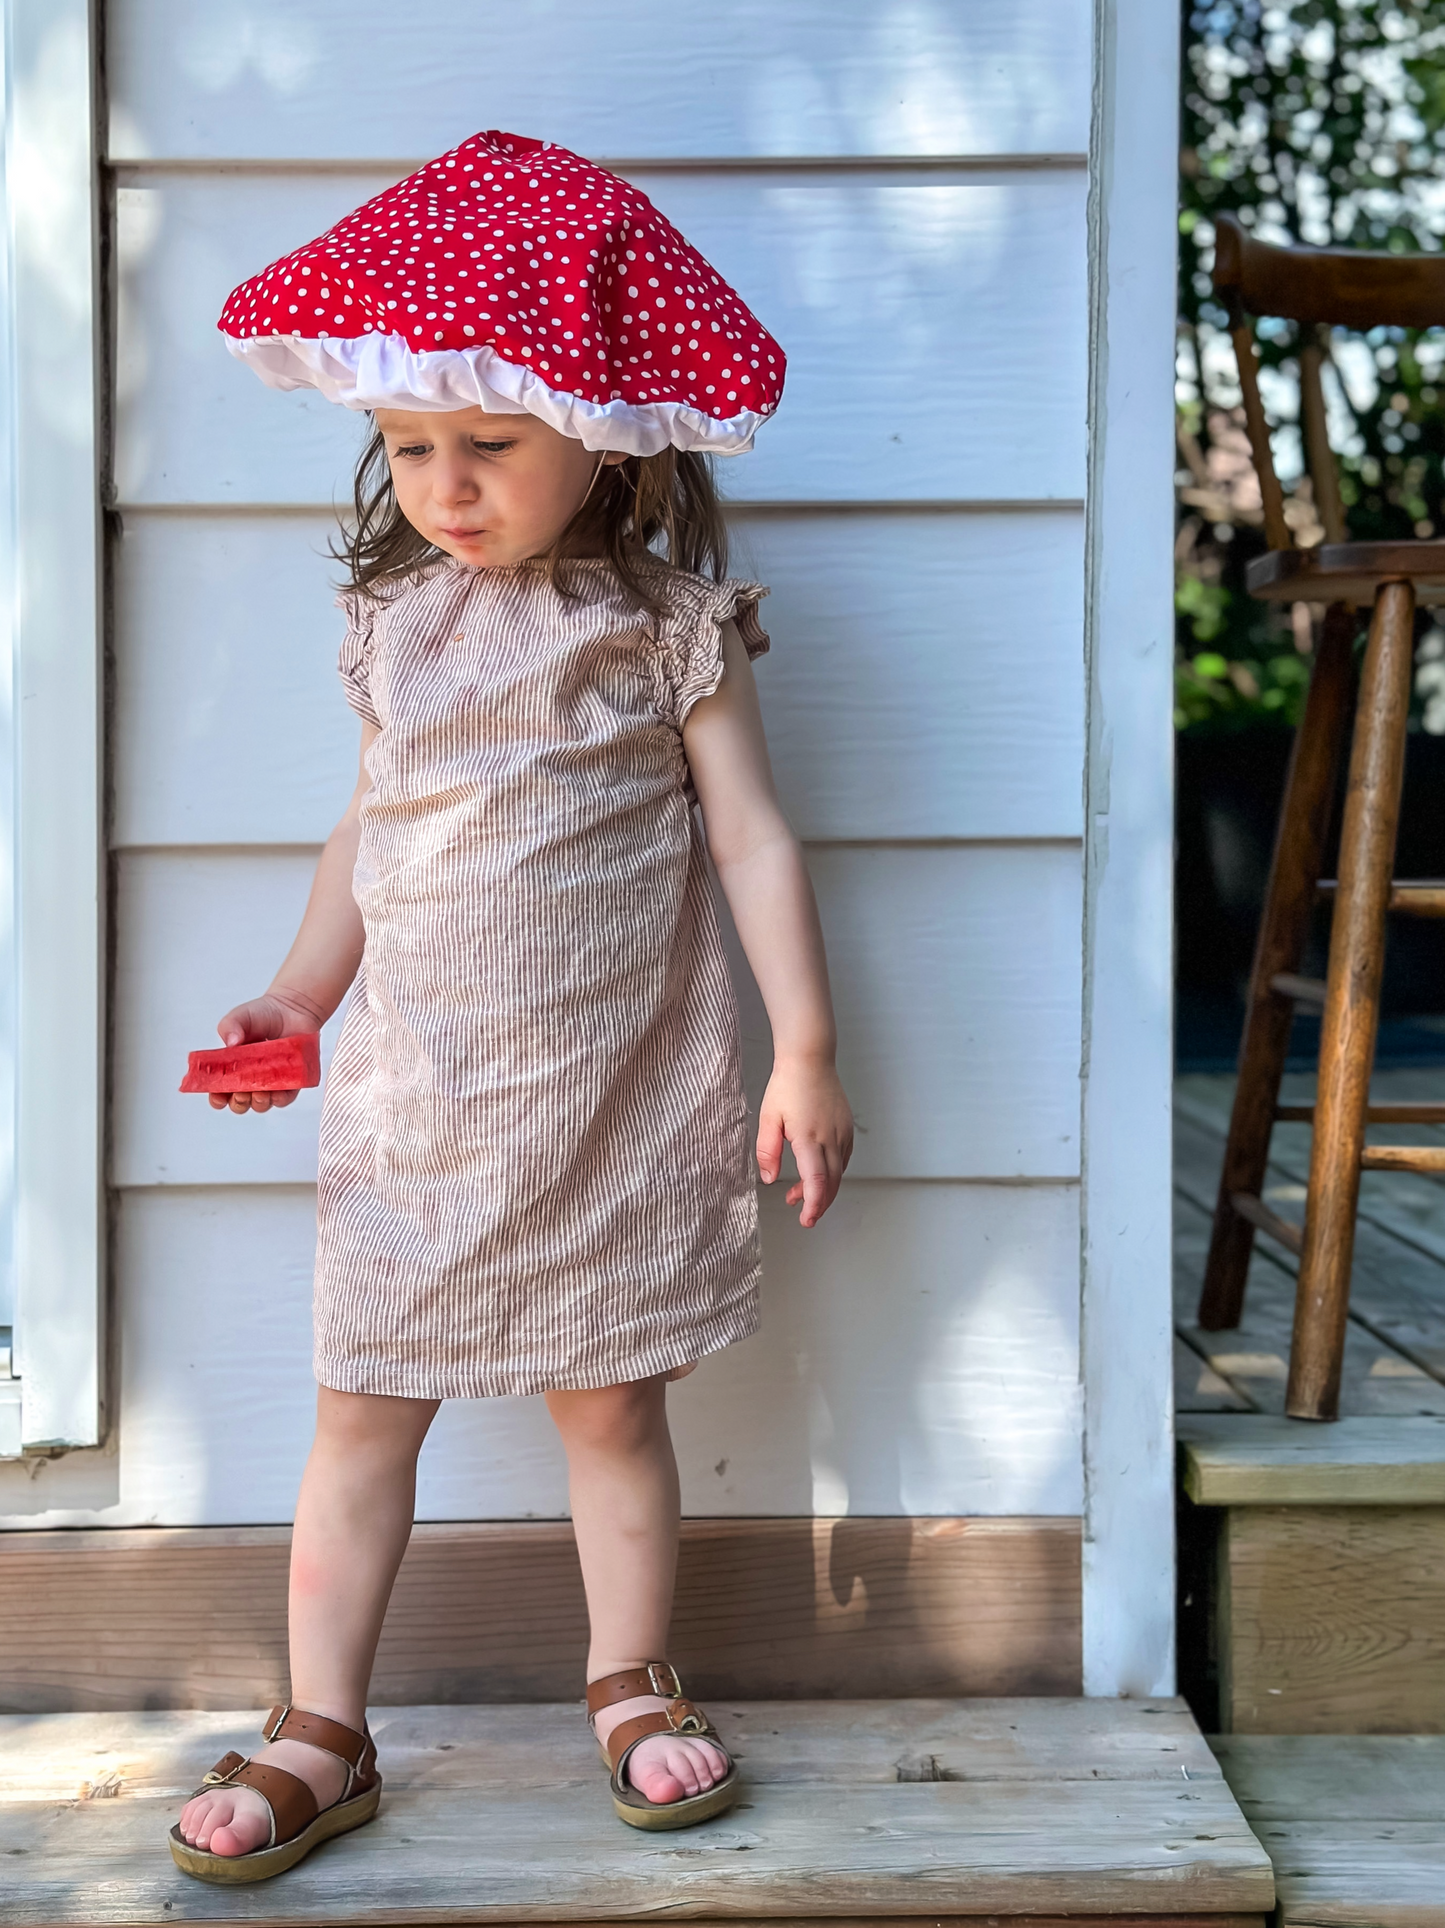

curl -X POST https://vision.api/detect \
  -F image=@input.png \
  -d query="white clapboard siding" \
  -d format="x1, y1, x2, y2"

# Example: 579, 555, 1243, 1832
111, 847, 1081, 1189
0, 1179, 1081, 1529
114, 510, 1085, 848
114, 173, 1088, 507
107, 1, 1092, 163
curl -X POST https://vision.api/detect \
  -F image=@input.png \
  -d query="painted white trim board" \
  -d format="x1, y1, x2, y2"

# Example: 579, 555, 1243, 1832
1078, 0, 1179, 1697
2, 0, 105, 1452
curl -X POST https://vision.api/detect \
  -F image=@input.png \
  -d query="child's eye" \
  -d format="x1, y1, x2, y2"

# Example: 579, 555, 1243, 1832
393, 443, 431, 459
472, 438, 515, 455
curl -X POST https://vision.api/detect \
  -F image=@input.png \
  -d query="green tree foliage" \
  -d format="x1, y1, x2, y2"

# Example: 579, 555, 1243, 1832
1177, 0, 1445, 731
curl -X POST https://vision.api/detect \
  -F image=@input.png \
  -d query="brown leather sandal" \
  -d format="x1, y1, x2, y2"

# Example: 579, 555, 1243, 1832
168, 1704, 382, 1883
587, 1662, 739, 1830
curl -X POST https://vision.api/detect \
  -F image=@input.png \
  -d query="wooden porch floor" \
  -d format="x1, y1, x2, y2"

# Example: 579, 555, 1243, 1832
0, 1698, 1273, 1926
1175, 1067, 1445, 1419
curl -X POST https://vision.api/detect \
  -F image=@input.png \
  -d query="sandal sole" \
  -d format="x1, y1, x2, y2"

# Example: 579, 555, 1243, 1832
611, 1764, 740, 1831
168, 1780, 381, 1883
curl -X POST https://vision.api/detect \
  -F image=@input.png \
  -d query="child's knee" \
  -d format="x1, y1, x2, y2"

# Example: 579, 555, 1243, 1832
547, 1376, 666, 1454
315, 1385, 436, 1457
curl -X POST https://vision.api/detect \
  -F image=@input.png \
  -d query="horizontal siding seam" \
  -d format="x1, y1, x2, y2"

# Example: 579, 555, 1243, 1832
111, 1176, 1085, 1194
110, 838, 1085, 856
113, 499, 1089, 518
108, 153, 1090, 179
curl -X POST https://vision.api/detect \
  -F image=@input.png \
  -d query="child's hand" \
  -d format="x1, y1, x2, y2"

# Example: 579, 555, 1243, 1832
756, 1056, 854, 1228
209, 992, 320, 1115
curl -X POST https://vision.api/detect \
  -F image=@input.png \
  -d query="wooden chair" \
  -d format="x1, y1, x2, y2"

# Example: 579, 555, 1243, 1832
1197, 212, 1445, 1421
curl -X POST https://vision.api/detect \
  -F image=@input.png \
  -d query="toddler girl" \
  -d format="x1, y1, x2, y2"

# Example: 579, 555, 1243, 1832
170, 131, 852, 1881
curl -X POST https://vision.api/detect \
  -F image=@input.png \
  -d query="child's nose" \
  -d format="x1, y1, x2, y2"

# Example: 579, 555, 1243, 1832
433, 459, 480, 506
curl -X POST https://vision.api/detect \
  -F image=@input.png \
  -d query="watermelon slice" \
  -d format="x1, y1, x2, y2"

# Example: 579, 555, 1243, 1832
180, 1034, 322, 1094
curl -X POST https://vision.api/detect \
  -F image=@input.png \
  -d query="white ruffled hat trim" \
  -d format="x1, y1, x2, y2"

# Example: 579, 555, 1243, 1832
225, 332, 766, 457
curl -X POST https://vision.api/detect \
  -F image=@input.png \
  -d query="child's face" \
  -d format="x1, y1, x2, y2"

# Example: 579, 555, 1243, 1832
374, 406, 625, 569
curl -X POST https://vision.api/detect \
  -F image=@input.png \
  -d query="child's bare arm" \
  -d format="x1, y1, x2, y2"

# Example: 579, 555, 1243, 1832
683, 622, 853, 1225
211, 723, 377, 1115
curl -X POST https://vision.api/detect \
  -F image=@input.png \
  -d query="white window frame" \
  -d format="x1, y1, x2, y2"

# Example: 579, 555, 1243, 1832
0, 0, 105, 1455
1079, 0, 1180, 1695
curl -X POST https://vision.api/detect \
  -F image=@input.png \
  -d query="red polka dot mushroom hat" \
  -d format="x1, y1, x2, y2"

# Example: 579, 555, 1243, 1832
219, 129, 785, 456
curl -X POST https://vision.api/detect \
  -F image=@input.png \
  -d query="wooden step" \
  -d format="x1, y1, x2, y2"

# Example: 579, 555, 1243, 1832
1179, 1413, 1445, 1505
1212, 1734, 1445, 1927
1178, 1418, 1445, 1734
0, 1699, 1273, 1925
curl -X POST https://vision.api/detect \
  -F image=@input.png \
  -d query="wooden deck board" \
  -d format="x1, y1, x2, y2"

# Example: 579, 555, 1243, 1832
1173, 1104, 1445, 1416
1210, 1732, 1445, 1819
1174, 1335, 1255, 1414
1177, 1069, 1445, 1278
0, 1698, 1225, 1803
1211, 1734, 1445, 1926
0, 1700, 1274, 1924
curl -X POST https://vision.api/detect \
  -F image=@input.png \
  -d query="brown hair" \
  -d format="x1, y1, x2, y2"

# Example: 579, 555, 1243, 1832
333, 421, 729, 613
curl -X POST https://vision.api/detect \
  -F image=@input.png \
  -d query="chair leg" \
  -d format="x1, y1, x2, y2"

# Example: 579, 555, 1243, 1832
1287, 579, 1416, 1421
1198, 602, 1357, 1330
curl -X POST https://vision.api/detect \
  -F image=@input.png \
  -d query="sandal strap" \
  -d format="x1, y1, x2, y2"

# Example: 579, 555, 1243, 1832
262, 1704, 369, 1771
586, 1662, 682, 1714
604, 1699, 717, 1774
200, 1754, 318, 1851
261, 1704, 377, 1797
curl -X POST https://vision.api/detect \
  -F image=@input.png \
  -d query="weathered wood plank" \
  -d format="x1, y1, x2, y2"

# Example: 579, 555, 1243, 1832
1251, 1824, 1445, 1926
0, 1519, 1082, 1714
0, 1776, 1276, 1923
1210, 1732, 1445, 1821
0, 1699, 1222, 1804
1179, 1414, 1445, 1505
1220, 1505, 1445, 1734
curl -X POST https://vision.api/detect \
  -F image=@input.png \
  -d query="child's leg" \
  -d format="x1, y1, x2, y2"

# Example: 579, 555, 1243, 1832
178, 1387, 438, 1857
545, 1375, 728, 1803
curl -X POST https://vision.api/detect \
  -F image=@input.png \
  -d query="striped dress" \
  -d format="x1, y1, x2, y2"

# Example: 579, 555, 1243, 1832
312, 555, 768, 1398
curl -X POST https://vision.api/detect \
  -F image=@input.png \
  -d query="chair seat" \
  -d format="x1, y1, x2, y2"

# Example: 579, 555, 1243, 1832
1247, 540, 1445, 605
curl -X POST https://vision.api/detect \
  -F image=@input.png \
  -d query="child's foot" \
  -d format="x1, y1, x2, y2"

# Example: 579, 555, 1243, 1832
592, 1694, 730, 1804
176, 1737, 349, 1857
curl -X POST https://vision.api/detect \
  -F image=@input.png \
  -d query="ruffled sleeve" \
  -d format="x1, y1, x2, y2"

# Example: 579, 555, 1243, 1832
655, 575, 770, 731
335, 590, 381, 727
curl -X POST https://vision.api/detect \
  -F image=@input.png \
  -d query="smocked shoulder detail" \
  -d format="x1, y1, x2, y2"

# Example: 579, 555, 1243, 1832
335, 589, 381, 728
655, 574, 770, 731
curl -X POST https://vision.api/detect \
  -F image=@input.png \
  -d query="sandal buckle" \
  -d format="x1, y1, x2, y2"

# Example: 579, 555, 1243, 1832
647, 1662, 680, 1698
263, 1703, 291, 1743
666, 1697, 706, 1734
200, 1753, 245, 1787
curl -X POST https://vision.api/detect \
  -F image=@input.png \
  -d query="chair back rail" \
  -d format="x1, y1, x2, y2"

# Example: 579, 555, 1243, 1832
1213, 210, 1445, 555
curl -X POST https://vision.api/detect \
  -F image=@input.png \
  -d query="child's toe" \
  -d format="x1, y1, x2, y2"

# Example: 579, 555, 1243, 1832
178, 1792, 214, 1843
